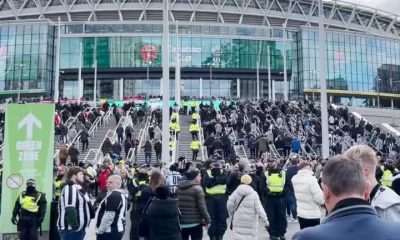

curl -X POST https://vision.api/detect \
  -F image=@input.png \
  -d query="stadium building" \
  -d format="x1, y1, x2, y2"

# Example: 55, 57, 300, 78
0, 0, 400, 107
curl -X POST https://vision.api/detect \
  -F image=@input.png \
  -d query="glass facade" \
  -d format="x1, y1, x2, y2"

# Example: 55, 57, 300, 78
299, 28, 400, 95
0, 24, 55, 95
60, 37, 293, 70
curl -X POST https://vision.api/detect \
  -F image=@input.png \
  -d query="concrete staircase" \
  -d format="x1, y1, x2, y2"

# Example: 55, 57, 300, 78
177, 115, 197, 162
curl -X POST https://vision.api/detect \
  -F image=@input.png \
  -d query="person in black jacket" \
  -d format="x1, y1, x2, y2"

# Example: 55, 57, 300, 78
80, 129, 89, 153
146, 185, 181, 240
116, 125, 124, 143
124, 139, 132, 159
154, 140, 162, 162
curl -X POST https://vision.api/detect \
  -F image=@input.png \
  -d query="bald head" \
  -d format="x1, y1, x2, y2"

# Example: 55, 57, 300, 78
107, 175, 122, 190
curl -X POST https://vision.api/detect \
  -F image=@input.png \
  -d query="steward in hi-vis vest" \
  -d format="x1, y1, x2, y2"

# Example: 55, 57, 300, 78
12, 179, 47, 240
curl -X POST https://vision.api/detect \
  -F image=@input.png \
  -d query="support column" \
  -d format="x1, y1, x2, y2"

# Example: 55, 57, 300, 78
237, 78, 240, 98
305, 94, 309, 101
119, 78, 123, 100
199, 78, 203, 97
391, 99, 394, 109
351, 97, 355, 106
372, 97, 376, 107
79, 79, 84, 101
329, 95, 333, 103
272, 79, 276, 101
160, 78, 163, 96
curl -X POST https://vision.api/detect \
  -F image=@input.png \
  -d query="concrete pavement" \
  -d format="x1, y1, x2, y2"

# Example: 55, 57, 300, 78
85, 214, 301, 239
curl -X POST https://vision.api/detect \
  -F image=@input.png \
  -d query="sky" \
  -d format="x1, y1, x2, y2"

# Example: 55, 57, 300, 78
347, 0, 400, 15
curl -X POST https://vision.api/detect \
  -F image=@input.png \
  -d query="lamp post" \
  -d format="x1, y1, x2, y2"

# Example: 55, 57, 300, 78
310, 70, 318, 101
93, 60, 97, 106
146, 61, 152, 98
267, 45, 271, 100
15, 63, 25, 103
376, 76, 381, 108
207, 62, 215, 97
282, 22, 288, 101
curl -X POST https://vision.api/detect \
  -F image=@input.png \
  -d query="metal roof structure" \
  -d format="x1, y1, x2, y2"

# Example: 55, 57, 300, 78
0, 0, 399, 39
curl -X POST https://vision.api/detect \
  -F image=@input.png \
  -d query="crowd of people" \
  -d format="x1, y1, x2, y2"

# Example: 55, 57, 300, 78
7, 97, 400, 240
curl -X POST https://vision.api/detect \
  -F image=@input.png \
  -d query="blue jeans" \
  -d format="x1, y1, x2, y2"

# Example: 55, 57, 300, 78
145, 152, 151, 165
97, 231, 123, 240
59, 229, 86, 240
287, 192, 297, 219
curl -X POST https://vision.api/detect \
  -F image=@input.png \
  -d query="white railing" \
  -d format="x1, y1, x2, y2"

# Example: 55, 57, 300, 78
83, 149, 97, 164
88, 116, 102, 137
137, 115, 151, 159
103, 107, 113, 124
91, 129, 115, 165
53, 149, 60, 162
126, 128, 144, 163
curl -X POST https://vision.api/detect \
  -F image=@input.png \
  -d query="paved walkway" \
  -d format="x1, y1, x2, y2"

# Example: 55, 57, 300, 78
85, 214, 301, 239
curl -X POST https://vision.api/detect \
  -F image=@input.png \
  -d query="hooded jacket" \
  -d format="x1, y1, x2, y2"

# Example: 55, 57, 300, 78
227, 184, 267, 240
371, 183, 400, 223
176, 180, 211, 225
146, 198, 182, 240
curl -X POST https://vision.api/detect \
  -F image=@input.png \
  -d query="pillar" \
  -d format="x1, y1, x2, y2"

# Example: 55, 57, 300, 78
79, 79, 84, 101
372, 97, 376, 107
160, 78, 163, 96
237, 78, 240, 98
329, 95, 333, 103
119, 78, 124, 100
272, 79, 276, 101
391, 99, 394, 109
199, 78, 203, 97
305, 94, 308, 101
351, 97, 355, 106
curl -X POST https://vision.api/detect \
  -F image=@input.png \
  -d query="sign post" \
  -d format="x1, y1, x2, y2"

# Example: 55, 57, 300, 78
1, 104, 54, 235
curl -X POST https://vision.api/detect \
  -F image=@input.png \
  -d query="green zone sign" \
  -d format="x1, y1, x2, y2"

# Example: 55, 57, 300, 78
1, 104, 54, 234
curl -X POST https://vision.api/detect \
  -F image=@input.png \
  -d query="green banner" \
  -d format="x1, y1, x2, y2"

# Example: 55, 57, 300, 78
1, 104, 54, 234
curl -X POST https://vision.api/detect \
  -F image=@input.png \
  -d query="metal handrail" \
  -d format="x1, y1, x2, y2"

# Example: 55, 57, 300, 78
88, 116, 102, 137
137, 116, 151, 157
92, 129, 115, 165
306, 143, 318, 156
198, 115, 207, 162
83, 149, 97, 164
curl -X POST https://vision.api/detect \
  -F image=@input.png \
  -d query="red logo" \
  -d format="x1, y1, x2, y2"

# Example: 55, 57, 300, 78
141, 45, 157, 62
334, 50, 345, 63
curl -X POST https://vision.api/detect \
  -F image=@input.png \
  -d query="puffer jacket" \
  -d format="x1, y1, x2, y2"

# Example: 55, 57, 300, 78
227, 184, 267, 240
371, 183, 400, 223
291, 169, 324, 219
176, 180, 211, 225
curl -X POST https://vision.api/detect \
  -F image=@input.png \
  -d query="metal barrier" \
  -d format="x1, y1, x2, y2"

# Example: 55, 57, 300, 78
137, 116, 151, 159
199, 115, 207, 162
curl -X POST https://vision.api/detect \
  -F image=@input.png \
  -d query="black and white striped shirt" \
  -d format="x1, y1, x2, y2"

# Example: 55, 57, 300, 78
96, 190, 127, 233
57, 183, 92, 231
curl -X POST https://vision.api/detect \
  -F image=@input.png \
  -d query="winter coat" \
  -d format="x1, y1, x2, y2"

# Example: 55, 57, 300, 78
98, 169, 111, 191
68, 127, 77, 141
256, 137, 269, 152
291, 169, 324, 219
154, 127, 162, 140
291, 139, 301, 151
146, 198, 182, 240
112, 143, 122, 155
176, 180, 211, 225
227, 184, 267, 240
371, 183, 400, 223
68, 146, 80, 159
59, 147, 69, 160
102, 140, 113, 155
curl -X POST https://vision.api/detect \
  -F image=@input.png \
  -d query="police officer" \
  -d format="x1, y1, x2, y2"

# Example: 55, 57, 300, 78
129, 164, 150, 240
203, 160, 229, 240
191, 99, 197, 114
261, 158, 287, 240
381, 159, 398, 187
183, 99, 189, 115
189, 119, 199, 140
54, 167, 65, 201
192, 111, 199, 120
12, 179, 47, 240
190, 139, 201, 162
169, 138, 176, 158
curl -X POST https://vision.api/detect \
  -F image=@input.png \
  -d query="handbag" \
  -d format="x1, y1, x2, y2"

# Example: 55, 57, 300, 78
230, 196, 246, 230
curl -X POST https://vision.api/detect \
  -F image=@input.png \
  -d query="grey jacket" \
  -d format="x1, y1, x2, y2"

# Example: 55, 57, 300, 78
371, 184, 400, 223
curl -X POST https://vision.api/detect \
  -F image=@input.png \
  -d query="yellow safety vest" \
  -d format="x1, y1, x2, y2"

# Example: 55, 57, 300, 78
190, 124, 199, 132
20, 192, 41, 213
264, 170, 286, 193
192, 113, 199, 120
169, 141, 176, 150
191, 101, 196, 107
191, 141, 200, 150
170, 122, 176, 130
381, 169, 393, 187
132, 178, 148, 197
183, 101, 188, 106
55, 180, 63, 197
131, 168, 136, 176
175, 123, 181, 132
205, 169, 226, 195
172, 112, 178, 119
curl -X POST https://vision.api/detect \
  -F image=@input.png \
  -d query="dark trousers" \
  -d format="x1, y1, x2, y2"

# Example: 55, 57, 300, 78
298, 217, 320, 229
81, 140, 88, 152
71, 157, 78, 166
287, 192, 297, 219
118, 134, 123, 143
207, 147, 214, 157
192, 149, 199, 161
192, 132, 198, 140
223, 146, 230, 158
60, 158, 67, 166
206, 195, 228, 238
284, 146, 291, 156
250, 149, 256, 157
184, 106, 188, 115
130, 206, 143, 240
18, 219, 39, 240
181, 224, 203, 240
156, 151, 161, 161
126, 132, 132, 141
97, 232, 124, 240
266, 196, 287, 238
191, 106, 195, 113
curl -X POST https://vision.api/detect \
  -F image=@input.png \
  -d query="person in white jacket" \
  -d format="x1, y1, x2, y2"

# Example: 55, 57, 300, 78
291, 161, 324, 229
227, 175, 269, 240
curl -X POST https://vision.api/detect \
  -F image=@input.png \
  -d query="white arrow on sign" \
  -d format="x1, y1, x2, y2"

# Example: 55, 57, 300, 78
18, 113, 42, 138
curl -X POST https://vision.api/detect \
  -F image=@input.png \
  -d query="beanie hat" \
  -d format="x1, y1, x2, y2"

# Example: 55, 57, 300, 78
27, 179, 36, 185
185, 169, 200, 181
241, 175, 252, 185
155, 184, 170, 200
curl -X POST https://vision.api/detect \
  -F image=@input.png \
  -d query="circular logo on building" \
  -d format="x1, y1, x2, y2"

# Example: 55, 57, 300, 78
129, 41, 159, 64
210, 42, 232, 66
141, 45, 158, 62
